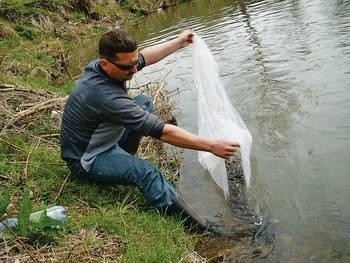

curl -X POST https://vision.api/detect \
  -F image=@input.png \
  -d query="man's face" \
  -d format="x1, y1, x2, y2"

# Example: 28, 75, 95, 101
100, 50, 139, 81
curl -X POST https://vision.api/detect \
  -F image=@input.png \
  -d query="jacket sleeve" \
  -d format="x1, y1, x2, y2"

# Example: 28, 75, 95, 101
101, 95, 165, 139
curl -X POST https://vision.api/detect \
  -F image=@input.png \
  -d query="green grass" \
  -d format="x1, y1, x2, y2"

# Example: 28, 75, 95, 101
0, 83, 199, 261
79, 208, 194, 262
0, 128, 199, 261
0, 0, 201, 261
0, 0, 65, 21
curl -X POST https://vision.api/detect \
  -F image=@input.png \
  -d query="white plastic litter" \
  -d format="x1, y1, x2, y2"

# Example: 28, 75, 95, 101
0, 206, 66, 235
192, 34, 252, 199
30, 206, 67, 223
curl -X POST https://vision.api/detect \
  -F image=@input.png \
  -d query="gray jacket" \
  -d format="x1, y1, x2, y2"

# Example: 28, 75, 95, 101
60, 57, 165, 171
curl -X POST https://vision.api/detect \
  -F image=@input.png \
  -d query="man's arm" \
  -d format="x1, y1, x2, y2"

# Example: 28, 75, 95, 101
140, 29, 194, 66
160, 124, 240, 159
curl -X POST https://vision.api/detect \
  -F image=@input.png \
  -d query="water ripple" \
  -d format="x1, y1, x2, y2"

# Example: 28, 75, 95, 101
125, 1, 350, 261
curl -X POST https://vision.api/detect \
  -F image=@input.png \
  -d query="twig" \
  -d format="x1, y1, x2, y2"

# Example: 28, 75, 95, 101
54, 172, 71, 202
0, 236, 9, 259
24, 139, 40, 180
65, 243, 77, 261
0, 84, 52, 96
40, 133, 60, 138
27, 132, 60, 148
10, 161, 65, 166
0, 174, 11, 180
37, 166, 60, 178
0, 88, 18, 92
0, 220, 39, 263
58, 52, 72, 80
152, 82, 165, 106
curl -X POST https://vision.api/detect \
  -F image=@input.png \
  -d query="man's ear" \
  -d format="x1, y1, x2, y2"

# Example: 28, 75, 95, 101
99, 58, 108, 68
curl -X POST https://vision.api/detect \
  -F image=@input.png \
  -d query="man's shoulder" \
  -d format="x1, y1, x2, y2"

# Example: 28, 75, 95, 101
82, 59, 104, 81
81, 59, 125, 90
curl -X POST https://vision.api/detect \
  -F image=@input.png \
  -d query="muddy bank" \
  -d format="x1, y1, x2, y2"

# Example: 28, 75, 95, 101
194, 152, 275, 262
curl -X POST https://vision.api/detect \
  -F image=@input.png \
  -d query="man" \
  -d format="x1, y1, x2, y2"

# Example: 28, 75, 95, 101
60, 28, 239, 231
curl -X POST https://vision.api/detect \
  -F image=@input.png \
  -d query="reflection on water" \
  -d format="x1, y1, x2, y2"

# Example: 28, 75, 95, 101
126, 0, 350, 262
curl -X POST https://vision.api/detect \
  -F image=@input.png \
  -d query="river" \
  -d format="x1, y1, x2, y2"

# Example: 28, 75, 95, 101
123, 0, 350, 262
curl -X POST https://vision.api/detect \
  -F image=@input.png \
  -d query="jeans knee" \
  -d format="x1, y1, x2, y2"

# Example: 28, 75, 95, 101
140, 167, 163, 188
138, 167, 178, 206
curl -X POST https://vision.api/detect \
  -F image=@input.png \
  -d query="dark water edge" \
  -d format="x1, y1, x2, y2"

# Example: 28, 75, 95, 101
195, 152, 275, 262
124, 0, 350, 261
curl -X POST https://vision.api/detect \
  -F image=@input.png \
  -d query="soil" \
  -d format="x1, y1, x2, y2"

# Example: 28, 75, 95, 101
196, 151, 275, 262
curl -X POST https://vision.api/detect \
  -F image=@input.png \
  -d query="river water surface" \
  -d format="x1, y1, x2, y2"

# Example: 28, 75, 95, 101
123, 0, 350, 262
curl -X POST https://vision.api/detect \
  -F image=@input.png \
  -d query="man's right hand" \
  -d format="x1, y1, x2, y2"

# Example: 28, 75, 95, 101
160, 124, 240, 160
209, 140, 240, 160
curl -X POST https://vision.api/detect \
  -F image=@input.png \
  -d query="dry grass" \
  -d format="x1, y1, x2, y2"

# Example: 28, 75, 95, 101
0, 82, 179, 180
133, 81, 181, 183
0, 81, 204, 262
0, 228, 124, 262
0, 24, 14, 38
0, 83, 65, 134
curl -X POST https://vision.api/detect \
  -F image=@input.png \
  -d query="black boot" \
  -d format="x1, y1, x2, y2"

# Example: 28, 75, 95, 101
160, 198, 209, 232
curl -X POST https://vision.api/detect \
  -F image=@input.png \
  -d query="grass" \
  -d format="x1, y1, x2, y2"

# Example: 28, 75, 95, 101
0, 82, 202, 262
0, 0, 191, 91
79, 208, 193, 262
0, 1, 207, 262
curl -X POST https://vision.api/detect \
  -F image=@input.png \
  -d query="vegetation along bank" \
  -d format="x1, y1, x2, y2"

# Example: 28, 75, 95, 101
0, 0, 211, 262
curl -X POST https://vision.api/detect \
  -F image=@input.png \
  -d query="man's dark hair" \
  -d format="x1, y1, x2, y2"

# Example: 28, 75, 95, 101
99, 29, 138, 59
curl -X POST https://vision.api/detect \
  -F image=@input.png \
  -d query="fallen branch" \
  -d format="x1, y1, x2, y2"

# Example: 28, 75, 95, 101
0, 84, 53, 96
13, 97, 67, 124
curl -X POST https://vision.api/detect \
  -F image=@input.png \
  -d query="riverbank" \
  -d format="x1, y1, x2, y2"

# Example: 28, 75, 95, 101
0, 1, 207, 262
0, 0, 191, 90
0, 81, 205, 262
0, 1, 275, 262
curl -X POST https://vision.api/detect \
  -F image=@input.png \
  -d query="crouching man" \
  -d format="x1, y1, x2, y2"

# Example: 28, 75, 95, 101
60, 28, 239, 231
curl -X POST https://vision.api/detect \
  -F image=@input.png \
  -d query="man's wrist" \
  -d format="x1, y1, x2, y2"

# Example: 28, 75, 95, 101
206, 139, 215, 153
171, 37, 183, 50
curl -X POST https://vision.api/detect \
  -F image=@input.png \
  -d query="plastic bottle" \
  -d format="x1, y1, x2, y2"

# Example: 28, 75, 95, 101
29, 206, 67, 223
0, 206, 66, 234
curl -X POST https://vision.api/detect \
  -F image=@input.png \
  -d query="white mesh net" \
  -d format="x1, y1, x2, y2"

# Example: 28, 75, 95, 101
192, 34, 253, 199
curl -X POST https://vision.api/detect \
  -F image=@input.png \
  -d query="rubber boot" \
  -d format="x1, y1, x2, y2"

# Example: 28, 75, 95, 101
161, 198, 209, 232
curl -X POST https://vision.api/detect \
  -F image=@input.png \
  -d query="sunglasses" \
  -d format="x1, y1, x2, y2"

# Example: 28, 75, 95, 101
104, 57, 139, 71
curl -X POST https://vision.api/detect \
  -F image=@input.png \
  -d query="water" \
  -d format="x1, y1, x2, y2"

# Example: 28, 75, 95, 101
123, 0, 350, 261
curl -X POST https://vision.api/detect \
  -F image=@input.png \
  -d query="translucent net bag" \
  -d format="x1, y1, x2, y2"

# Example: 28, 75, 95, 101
192, 34, 252, 199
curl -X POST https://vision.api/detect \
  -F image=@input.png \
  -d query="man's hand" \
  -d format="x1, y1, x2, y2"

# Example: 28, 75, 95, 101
176, 29, 194, 48
209, 140, 240, 160
160, 124, 240, 160
141, 29, 194, 66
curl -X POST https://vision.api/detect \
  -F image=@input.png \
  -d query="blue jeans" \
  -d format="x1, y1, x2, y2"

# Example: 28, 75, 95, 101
66, 95, 179, 208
